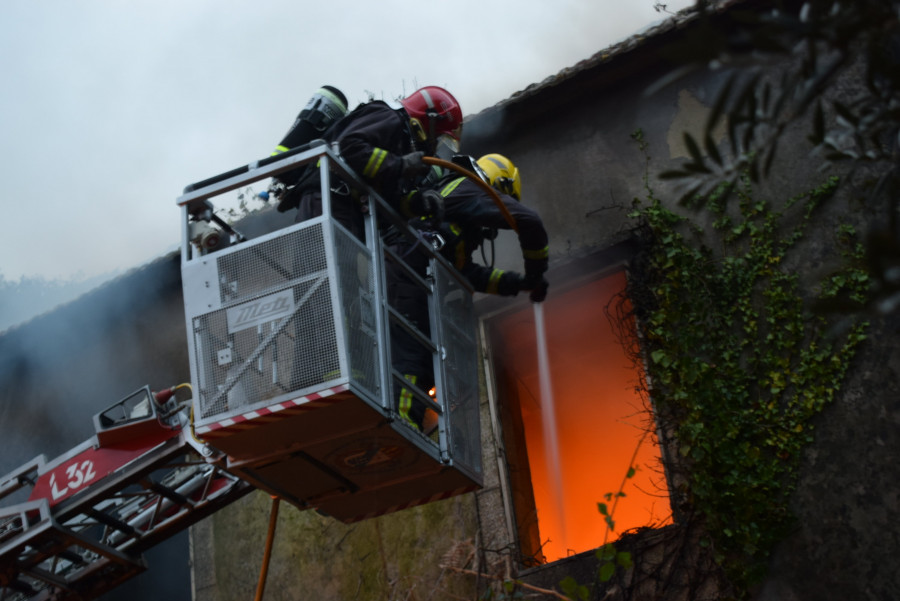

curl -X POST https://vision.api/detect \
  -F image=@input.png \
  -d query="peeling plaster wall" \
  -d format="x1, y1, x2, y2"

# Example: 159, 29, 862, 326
666, 89, 728, 160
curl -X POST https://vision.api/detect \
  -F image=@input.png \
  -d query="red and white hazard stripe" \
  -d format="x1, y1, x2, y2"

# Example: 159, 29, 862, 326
195, 384, 351, 438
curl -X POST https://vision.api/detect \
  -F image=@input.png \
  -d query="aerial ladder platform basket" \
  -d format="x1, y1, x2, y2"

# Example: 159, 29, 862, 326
177, 141, 483, 522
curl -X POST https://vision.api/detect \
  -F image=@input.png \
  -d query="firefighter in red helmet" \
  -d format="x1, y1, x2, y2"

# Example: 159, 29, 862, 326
272, 86, 462, 238
268, 86, 463, 424
398, 86, 463, 156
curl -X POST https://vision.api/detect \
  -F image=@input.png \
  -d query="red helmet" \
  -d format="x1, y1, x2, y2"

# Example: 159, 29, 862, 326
400, 86, 463, 151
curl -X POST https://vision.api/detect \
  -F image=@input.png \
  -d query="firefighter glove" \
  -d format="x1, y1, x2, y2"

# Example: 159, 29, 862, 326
523, 274, 549, 303
400, 151, 429, 178
497, 272, 524, 297
410, 189, 445, 223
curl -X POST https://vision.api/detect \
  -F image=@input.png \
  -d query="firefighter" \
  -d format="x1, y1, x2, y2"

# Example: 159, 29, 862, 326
272, 86, 462, 238
269, 87, 460, 391
393, 153, 549, 432
436, 153, 549, 303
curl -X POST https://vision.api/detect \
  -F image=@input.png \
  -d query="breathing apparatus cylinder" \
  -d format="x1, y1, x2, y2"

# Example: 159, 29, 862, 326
276, 85, 349, 151
272, 86, 349, 194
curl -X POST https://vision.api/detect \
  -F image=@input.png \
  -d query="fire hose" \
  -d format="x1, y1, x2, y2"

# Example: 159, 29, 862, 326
254, 496, 280, 601
421, 157, 519, 233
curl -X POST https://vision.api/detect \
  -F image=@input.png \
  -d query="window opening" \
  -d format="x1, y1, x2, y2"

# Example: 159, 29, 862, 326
487, 269, 672, 564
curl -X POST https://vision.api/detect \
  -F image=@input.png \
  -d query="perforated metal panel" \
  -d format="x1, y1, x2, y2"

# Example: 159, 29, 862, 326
333, 225, 380, 401
434, 260, 481, 475
186, 222, 348, 420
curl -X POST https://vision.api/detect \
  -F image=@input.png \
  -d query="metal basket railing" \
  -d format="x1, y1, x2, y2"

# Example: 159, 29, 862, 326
176, 142, 481, 476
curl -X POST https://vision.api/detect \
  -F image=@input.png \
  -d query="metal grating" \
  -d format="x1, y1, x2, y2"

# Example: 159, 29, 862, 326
216, 223, 328, 304
188, 223, 343, 419
434, 262, 481, 474
333, 225, 380, 401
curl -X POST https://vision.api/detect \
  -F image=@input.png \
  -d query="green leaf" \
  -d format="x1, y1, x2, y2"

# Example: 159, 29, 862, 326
833, 101, 858, 126
762, 139, 779, 177
599, 562, 616, 582
658, 169, 690, 180
559, 576, 578, 595
704, 131, 723, 166
684, 132, 704, 164
684, 161, 713, 174
707, 71, 736, 135
597, 502, 608, 516
559, 577, 589, 601
597, 543, 617, 561
809, 100, 825, 145
650, 350, 670, 366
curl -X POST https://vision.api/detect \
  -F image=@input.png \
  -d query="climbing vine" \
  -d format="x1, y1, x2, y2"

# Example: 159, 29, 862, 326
621, 129, 870, 596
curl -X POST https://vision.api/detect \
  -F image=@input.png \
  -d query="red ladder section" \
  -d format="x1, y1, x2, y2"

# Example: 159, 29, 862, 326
0, 387, 252, 601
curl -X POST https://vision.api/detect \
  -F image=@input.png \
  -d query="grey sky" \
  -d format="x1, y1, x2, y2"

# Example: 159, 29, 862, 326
1, 0, 692, 282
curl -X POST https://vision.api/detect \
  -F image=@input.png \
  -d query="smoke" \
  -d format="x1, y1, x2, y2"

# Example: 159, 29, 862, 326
2, 0, 697, 284
0, 271, 123, 334
462, 105, 510, 144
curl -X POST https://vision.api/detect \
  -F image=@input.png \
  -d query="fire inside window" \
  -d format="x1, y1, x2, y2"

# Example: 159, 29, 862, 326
487, 269, 672, 563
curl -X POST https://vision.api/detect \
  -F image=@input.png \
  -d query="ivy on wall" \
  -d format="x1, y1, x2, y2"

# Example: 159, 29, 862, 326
622, 129, 870, 596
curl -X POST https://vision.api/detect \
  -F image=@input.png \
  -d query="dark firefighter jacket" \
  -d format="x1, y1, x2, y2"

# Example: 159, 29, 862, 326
433, 176, 549, 295
280, 100, 417, 212
335, 101, 417, 204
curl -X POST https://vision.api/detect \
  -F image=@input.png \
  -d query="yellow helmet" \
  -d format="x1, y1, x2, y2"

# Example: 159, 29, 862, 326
476, 153, 521, 200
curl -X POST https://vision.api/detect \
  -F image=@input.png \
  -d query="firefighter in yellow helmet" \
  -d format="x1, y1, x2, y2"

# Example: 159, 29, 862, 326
436, 152, 548, 302
392, 152, 549, 431
477, 153, 522, 202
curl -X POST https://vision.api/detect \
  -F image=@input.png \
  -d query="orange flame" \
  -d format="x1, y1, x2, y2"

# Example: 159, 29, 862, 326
493, 271, 672, 562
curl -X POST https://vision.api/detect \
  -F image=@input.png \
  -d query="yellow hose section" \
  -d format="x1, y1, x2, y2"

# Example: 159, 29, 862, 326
173, 383, 206, 445
422, 157, 519, 233
254, 496, 281, 601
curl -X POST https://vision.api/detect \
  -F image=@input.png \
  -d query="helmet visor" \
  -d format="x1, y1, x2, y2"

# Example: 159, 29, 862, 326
435, 133, 459, 157
495, 177, 520, 200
